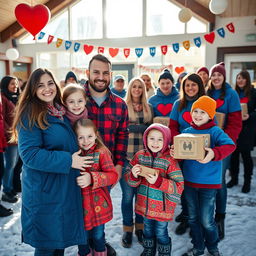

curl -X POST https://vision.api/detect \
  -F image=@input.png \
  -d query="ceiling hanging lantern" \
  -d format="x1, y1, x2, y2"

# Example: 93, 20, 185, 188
178, 8, 192, 23
6, 48, 19, 60
209, 0, 228, 15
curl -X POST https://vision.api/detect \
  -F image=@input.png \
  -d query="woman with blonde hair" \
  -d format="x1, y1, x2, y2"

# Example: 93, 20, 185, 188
120, 77, 153, 248
140, 73, 155, 99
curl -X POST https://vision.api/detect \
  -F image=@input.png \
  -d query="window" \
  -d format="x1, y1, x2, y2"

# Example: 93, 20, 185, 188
187, 17, 207, 34
71, 0, 102, 40
106, 0, 142, 38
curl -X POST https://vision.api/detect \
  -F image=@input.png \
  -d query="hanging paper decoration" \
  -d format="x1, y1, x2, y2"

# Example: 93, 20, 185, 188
172, 43, 179, 53
183, 40, 190, 51
56, 38, 63, 48
83, 44, 94, 55
65, 41, 72, 50
226, 22, 235, 33
193, 37, 201, 48
6, 48, 19, 60
175, 66, 185, 74
74, 42, 80, 52
47, 35, 54, 44
109, 48, 119, 57
204, 32, 215, 44
123, 48, 130, 58
98, 47, 105, 54
217, 28, 225, 38
161, 45, 168, 55
135, 48, 143, 58
149, 47, 156, 57
38, 31, 45, 40
15, 4, 51, 39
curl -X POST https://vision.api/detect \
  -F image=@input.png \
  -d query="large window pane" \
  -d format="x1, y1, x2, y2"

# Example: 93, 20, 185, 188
187, 17, 207, 33
147, 0, 185, 35
71, 0, 102, 40
106, 0, 142, 38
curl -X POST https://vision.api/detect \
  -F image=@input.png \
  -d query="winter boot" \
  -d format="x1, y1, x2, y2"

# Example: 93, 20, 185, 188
140, 237, 156, 256
215, 213, 225, 240
175, 219, 189, 235
135, 223, 144, 244
226, 178, 238, 188
121, 225, 133, 248
242, 177, 251, 193
94, 248, 107, 256
106, 242, 116, 256
158, 238, 172, 256
175, 211, 186, 222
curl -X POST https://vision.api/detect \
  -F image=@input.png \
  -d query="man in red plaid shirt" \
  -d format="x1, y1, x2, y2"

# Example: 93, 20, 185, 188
84, 54, 129, 256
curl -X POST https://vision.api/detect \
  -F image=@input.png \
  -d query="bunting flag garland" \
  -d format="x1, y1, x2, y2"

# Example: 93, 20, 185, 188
138, 64, 173, 73
37, 22, 235, 58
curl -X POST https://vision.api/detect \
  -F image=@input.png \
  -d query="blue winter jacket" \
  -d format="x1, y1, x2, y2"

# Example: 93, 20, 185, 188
18, 114, 86, 249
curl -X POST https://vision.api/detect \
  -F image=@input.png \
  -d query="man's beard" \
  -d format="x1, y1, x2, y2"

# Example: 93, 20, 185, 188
89, 78, 110, 93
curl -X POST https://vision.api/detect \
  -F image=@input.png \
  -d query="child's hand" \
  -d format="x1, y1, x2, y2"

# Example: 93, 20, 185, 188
131, 164, 142, 178
145, 172, 158, 184
72, 150, 94, 170
198, 148, 214, 164
76, 172, 92, 188
170, 144, 174, 157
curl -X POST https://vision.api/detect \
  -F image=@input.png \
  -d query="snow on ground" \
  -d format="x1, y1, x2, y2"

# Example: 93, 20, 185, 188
0, 163, 256, 256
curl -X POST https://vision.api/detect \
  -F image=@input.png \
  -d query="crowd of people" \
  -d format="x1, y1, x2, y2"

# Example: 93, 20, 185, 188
0, 54, 255, 256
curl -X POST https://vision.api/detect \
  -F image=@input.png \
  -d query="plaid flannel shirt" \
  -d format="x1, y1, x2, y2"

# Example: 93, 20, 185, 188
84, 82, 129, 166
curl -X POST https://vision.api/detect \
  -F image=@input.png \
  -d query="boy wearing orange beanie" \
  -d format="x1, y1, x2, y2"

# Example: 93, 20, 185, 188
180, 96, 236, 256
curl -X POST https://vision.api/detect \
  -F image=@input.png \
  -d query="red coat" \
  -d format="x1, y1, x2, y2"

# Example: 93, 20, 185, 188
80, 145, 118, 230
0, 94, 7, 152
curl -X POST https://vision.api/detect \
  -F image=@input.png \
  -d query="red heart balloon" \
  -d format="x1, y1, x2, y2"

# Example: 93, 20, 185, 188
175, 66, 185, 74
204, 32, 215, 44
15, 4, 50, 39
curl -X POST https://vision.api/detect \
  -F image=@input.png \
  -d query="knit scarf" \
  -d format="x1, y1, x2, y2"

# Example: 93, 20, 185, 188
65, 108, 88, 125
47, 103, 66, 120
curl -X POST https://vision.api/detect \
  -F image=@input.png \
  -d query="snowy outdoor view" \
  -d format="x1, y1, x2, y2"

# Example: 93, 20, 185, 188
0, 164, 256, 256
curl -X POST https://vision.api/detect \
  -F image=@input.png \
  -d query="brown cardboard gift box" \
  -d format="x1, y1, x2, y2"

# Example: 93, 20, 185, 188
139, 166, 159, 177
215, 112, 225, 129
153, 116, 170, 127
173, 133, 211, 160
241, 103, 248, 116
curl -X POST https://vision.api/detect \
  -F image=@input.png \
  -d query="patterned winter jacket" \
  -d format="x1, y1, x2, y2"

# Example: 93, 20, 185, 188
80, 145, 118, 230
125, 149, 184, 222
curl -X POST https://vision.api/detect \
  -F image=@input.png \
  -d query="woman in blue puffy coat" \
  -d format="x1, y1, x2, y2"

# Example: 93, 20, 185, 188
12, 68, 88, 256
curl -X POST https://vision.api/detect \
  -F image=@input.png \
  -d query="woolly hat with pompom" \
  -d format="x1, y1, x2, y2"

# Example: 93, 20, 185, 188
158, 69, 174, 83
196, 67, 209, 76
209, 62, 226, 79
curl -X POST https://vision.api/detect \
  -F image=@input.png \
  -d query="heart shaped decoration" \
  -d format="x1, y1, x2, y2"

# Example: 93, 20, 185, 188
215, 99, 224, 109
109, 48, 119, 58
182, 111, 192, 124
156, 103, 173, 116
15, 4, 50, 39
84, 44, 94, 55
204, 32, 215, 44
175, 66, 185, 74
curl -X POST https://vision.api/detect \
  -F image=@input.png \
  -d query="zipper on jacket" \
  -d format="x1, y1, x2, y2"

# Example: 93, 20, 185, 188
145, 156, 155, 215
163, 193, 166, 211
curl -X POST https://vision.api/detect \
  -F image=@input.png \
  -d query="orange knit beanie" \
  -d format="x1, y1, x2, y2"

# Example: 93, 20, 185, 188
191, 96, 216, 120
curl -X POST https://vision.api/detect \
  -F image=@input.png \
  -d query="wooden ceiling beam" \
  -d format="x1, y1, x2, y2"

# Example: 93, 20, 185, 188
0, 0, 76, 43
171, 0, 215, 28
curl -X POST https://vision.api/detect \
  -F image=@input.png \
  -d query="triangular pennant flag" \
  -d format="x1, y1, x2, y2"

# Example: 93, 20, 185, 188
193, 37, 201, 48
217, 28, 225, 38
172, 43, 179, 53
47, 35, 54, 44
109, 48, 119, 57
56, 38, 63, 48
65, 41, 72, 50
204, 32, 215, 44
161, 45, 168, 55
123, 48, 130, 58
149, 47, 156, 57
84, 44, 94, 55
98, 47, 105, 54
38, 31, 45, 40
226, 22, 235, 33
135, 48, 143, 58
74, 42, 80, 52
183, 40, 190, 51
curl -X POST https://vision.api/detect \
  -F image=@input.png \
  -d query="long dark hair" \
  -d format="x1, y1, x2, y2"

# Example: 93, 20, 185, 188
12, 68, 62, 139
0, 76, 19, 104
235, 70, 252, 99
179, 73, 205, 111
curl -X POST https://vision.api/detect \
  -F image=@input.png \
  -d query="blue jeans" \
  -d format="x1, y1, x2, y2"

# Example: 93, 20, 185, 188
120, 160, 143, 227
34, 249, 64, 256
216, 155, 231, 214
3, 145, 18, 193
78, 224, 105, 255
184, 185, 219, 252
143, 217, 170, 245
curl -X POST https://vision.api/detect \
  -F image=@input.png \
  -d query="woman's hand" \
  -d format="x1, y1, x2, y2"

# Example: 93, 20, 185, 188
145, 172, 158, 184
198, 148, 214, 164
242, 113, 249, 121
131, 164, 142, 178
71, 150, 94, 170
76, 172, 91, 188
